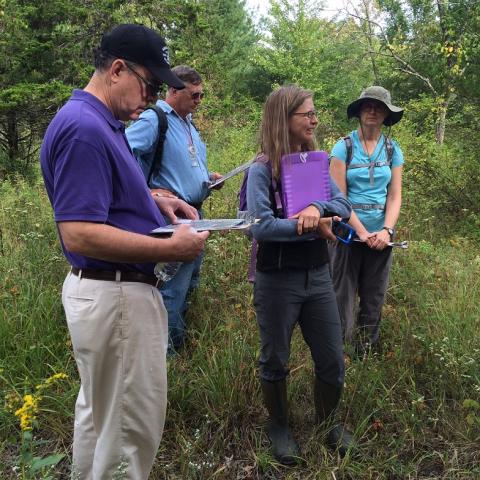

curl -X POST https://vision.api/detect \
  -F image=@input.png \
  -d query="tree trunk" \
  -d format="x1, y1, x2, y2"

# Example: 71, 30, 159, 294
436, 102, 447, 145
6, 110, 19, 172
362, 0, 380, 83
435, 92, 456, 145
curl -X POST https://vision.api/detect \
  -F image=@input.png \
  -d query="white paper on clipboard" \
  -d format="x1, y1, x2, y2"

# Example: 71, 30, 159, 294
150, 218, 258, 235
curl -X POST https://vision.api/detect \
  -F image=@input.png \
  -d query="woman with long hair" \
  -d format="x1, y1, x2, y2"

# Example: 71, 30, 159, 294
329, 86, 404, 356
247, 85, 353, 464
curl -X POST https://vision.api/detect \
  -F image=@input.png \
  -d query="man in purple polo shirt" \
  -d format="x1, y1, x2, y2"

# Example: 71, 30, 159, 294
40, 24, 209, 480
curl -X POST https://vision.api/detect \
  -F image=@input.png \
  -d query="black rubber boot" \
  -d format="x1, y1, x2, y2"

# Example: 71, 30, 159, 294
314, 378, 354, 457
261, 379, 300, 465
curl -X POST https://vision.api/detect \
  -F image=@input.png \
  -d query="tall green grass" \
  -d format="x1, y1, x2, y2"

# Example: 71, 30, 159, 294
1, 124, 479, 479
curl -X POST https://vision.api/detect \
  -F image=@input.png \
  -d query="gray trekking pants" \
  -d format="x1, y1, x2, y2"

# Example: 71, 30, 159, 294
329, 241, 393, 345
253, 264, 345, 387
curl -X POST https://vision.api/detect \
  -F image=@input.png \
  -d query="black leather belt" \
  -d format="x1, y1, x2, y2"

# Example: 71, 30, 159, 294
71, 267, 162, 288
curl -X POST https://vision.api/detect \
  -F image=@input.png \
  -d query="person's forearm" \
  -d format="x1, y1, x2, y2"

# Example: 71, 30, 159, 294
347, 210, 369, 236
383, 194, 401, 229
383, 167, 402, 229
58, 222, 183, 263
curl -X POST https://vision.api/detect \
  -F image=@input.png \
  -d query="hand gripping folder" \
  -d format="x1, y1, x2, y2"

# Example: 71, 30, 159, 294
280, 151, 331, 217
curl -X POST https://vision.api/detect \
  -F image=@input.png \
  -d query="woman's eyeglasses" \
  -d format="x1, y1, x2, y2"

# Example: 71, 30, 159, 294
124, 62, 162, 97
291, 110, 317, 119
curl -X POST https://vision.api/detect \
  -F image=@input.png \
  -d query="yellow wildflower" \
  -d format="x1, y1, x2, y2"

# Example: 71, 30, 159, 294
11, 373, 68, 431
36, 372, 68, 392
15, 394, 39, 431
4, 392, 21, 412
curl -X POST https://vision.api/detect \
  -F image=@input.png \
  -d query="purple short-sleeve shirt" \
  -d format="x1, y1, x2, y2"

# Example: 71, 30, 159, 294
40, 90, 166, 275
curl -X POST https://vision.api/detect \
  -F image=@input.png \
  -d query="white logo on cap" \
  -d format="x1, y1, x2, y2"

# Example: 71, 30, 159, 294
162, 46, 170, 66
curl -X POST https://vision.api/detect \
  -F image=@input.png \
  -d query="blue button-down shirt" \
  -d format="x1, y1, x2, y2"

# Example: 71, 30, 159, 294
126, 100, 210, 205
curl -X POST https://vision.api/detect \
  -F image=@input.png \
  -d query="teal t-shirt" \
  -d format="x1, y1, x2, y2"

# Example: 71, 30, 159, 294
330, 130, 404, 232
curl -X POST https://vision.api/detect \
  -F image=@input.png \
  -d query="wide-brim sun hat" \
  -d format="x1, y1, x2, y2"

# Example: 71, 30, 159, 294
347, 86, 403, 126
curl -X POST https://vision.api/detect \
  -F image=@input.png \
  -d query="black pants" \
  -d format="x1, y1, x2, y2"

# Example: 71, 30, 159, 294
253, 264, 344, 387
329, 241, 393, 345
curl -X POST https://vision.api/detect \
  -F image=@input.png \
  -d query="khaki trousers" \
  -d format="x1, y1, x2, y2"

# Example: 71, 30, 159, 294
62, 272, 168, 480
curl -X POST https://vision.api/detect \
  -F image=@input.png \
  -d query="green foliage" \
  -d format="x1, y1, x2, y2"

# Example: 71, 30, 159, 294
0, 83, 72, 178
387, 105, 480, 242
252, 0, 381, 141
18, 430, 65, 480
0, 0, 127, 177
0, 1, 479, 477
1, 121, 480, 478
372, 0, 480, 143
0, 0, 260, 175
170, 0, 258, 99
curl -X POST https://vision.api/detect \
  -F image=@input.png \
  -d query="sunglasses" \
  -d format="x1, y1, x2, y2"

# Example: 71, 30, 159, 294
191, 91, 205, 100
124, 62, 162, 97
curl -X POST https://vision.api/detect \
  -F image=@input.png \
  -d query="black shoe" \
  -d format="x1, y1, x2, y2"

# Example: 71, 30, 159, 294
314, 378, 355, 457
266, 420, 300, 465
325, 423, 355, 457
261, 379, 301, 465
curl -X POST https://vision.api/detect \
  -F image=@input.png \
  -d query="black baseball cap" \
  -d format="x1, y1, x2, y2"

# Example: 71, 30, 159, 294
100, 24, 185, 89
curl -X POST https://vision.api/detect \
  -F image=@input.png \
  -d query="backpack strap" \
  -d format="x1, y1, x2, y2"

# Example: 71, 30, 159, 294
348, 136, 397, 212
385, 136, 394, 165
270, 173, 283, 217
344, 136, 353, 167
145, 105, 169, 187
346, 135, 395, 185
345, 135, 394, 168
252, 154, 283, 216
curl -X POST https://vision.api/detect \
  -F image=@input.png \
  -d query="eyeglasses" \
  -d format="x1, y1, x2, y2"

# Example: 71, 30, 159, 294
291, 110, 317, 119
191, 91, 205, 100
360, 102, 386, 113
124, 62, 162, 97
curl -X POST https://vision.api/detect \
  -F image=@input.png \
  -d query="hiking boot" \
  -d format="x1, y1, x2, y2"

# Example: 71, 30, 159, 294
314, 378, 354, 457
261, 379, 300, 465
325, 424, 354, 458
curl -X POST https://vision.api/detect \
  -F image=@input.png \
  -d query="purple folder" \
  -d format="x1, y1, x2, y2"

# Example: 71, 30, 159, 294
280, 151, 331, 218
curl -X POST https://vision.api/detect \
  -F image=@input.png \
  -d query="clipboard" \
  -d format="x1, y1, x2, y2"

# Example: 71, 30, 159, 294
280, 151, 331, 218
150, 218, 257, 235
208, 159, 253, 189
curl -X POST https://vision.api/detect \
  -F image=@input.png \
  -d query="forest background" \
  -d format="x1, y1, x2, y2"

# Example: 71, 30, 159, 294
0, 0, 479, 478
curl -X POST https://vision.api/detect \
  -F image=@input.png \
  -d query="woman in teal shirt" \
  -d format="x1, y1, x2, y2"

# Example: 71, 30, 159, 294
329, 86, 404, 356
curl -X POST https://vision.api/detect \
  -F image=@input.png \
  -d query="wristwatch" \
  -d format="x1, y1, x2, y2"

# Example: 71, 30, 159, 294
382, 226, 395, 239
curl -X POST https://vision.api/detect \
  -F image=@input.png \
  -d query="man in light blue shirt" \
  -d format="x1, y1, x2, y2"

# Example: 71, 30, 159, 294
126, 65, 221, 353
